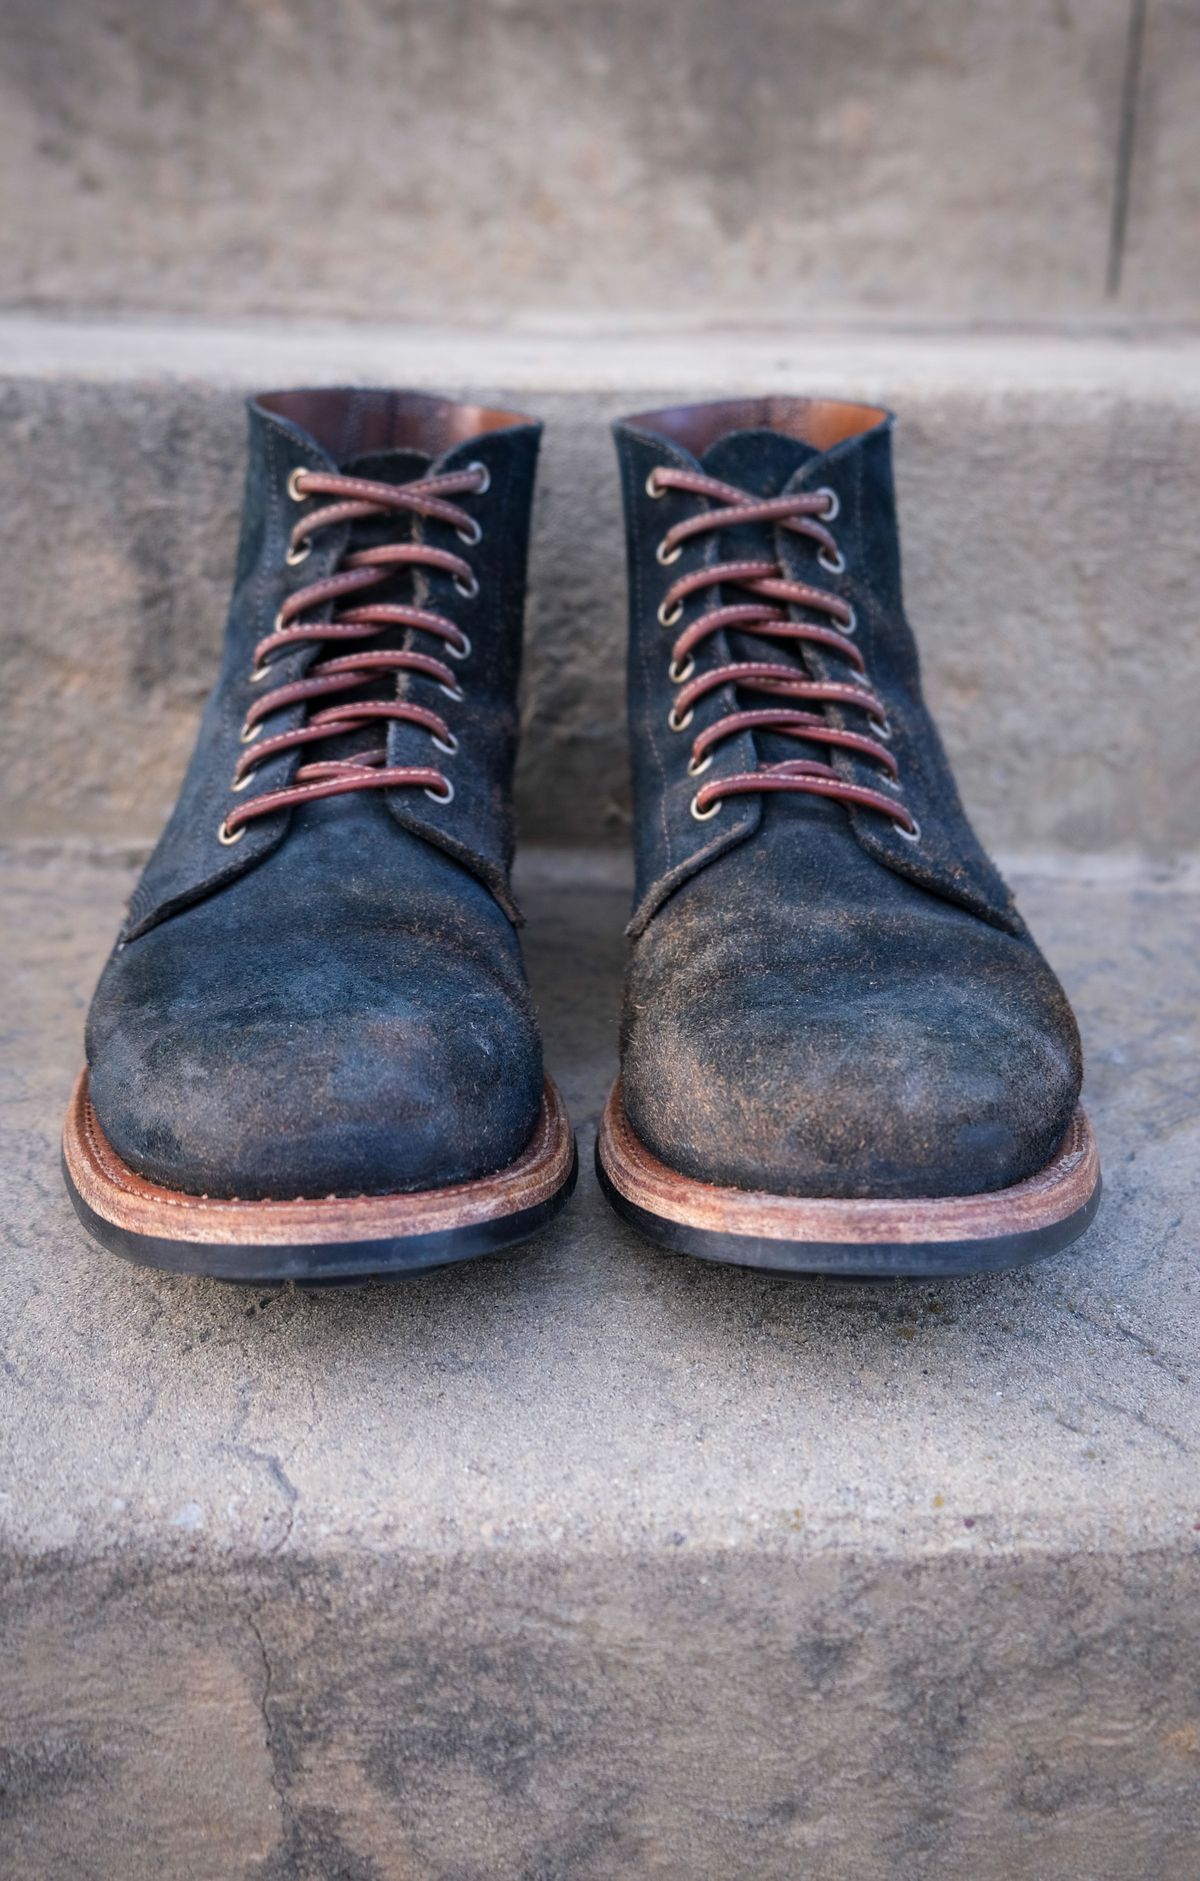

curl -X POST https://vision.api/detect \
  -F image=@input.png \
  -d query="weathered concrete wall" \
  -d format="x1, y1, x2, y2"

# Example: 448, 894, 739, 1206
2, 0, 1195, 325
2, 323, 1198, 858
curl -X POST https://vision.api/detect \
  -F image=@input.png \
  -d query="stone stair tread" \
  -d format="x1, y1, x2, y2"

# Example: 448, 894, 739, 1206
3, 840, 1196, 1563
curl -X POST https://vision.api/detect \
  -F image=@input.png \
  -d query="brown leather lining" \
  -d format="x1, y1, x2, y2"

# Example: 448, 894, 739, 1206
625, 396, 887, 457
256, 387, 533, 459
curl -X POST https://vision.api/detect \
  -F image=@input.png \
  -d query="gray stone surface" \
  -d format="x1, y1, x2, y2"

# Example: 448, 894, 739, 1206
3, 318, 1200, 862
2, 841, 1198, 1875
6, 0, 1189, 325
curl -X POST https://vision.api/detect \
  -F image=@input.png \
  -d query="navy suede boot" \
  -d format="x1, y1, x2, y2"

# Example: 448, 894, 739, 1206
597, 397, 1100, 1276
63, 388, 576, 1282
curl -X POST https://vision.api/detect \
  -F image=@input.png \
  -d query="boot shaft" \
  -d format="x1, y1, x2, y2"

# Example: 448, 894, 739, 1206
612, 397, 1018, 938
126, 387, 541, 940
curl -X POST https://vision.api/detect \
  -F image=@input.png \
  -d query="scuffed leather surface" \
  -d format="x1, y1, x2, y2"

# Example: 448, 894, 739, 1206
87, 392, 544, 1199
614, 407, 1083, 1199
125, 396, 541, 941
88, 794, 543, 1199
621, 795, 1082, 1199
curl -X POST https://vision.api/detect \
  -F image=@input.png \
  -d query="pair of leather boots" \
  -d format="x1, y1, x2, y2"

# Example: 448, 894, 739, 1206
63, 388, 1100, 1285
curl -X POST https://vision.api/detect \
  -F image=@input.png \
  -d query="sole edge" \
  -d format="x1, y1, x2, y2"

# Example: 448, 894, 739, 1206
62, 1070, 578, 1283
595, 1083, 1101, 1278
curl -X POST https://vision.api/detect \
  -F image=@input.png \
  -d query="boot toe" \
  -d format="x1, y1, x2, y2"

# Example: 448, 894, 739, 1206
86, 896, 542, 1202
623, 940, 1081, 1202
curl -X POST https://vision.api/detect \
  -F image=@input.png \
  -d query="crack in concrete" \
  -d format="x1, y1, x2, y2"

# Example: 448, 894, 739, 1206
246, 1608, 293, 1842
219, 1443, 299, 1555
1058, 1293, 1191, 1387
1106, 0, 1147, 297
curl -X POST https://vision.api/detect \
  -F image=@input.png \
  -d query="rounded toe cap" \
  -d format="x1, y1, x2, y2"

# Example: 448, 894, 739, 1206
623, 957, 1081, 1201
87, 939, 543, 1202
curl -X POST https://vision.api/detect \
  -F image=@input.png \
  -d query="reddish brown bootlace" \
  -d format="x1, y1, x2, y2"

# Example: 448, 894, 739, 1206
220, 462, 489, 843
648, 466, 918, 837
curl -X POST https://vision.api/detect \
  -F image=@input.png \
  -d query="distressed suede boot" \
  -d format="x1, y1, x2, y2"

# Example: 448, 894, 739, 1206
63, 388, 576, 1283
597, 397, 1100, 1277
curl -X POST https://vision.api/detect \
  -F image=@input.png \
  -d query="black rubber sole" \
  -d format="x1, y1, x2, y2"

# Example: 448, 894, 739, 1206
595, 1141, 1102, 1279
63, 1142, 578, 1287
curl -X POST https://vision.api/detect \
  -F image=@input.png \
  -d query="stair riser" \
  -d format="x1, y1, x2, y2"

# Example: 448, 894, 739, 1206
2, 366, 1197, 857
3, 0, 1197, 321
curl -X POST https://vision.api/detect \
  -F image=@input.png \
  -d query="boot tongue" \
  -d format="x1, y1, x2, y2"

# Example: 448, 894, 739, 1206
699, 427, 823, 497
698, 430, 834, 796
343, 444, 432, 484
306, 446, 437, 771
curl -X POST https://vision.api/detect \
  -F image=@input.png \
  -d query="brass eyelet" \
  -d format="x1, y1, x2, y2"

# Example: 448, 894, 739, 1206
818, 545, 847, 576
287, 466, 309, 503
669, 656, 695, 685
690, 793, 722, 821
815, 485, 840, 522
432, 730, 459, 755
646, 469, 666, 499
456, 518, 483, 547
668, 705, 694, 733
217, 818, 245, 846
656, 537, 682, 566
285, 538, 312, 567
425, 778, 455, 805
454, 571, 480, 600
687, 751, 713, 778
239, 721, 261, 744
466, 461, 490, 494
229, 770, 254, 792
249, 663, 272, 685
658, 598, 684, 629
447, 631, 471, 661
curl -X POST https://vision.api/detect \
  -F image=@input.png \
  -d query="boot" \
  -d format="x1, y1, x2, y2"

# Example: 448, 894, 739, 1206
63, 387, 576, 1283
597, 396, 1099, 1277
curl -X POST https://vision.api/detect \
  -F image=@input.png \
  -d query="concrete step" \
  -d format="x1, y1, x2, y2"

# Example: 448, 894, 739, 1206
3, 0, 1197, 324
2, 315, 1199, 864
2, 839, 1198, 1877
